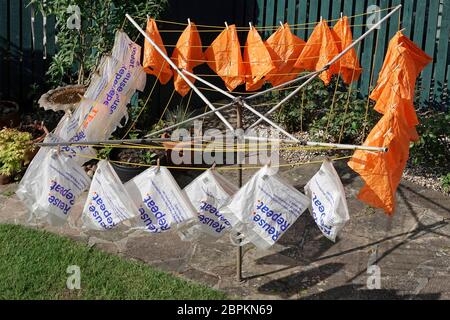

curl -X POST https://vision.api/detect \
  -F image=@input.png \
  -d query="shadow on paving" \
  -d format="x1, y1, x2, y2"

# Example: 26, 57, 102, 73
256, 264, 442, 300
303, 284, 442, 300
257, 263, 345, 299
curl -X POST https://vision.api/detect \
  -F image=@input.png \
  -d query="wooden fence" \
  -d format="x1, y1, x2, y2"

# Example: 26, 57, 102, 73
0, 0, 449, 112
244, 0, 450, 108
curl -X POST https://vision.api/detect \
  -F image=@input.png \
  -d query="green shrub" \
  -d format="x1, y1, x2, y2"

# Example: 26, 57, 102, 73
410, 110, 450, 170
272, 74, 379, 144
0, 129, 35, 176
29, 0, 168, 86
442, 173, 450, 193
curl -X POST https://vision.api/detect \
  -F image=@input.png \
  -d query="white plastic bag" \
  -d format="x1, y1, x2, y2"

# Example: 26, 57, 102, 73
52, 98, 100, 165
110, 30, 146, 93
125, 166, 196, 233
53, 31, 146, 161
89, 55, 146, 102
38, 151, 90, 224
82, 160, 137, 230
16, 134, 61, 215
225, 166, 310, 249
304, 160, 350, 242
112, 30, 142, 68
181, 169, 237, 239
16, 146, 90, 225
79, 55, 146, 141
54, 94, 126, 156
80, 96, 129, 142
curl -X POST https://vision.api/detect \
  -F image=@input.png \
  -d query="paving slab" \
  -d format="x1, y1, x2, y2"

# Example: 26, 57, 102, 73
1, 158, 449, 300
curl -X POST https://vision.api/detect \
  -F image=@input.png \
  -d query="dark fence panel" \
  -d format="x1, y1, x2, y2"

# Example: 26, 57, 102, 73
254, 0, 449, 108
0, 0, 54, 110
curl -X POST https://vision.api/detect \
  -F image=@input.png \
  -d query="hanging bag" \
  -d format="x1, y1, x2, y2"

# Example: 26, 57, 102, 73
17, 145, 90, 225
180, 169, 237, 239
82, 160, 137, 230
304, 160, 350, 242
224, 165, 310, 249
125, 166, 196, 233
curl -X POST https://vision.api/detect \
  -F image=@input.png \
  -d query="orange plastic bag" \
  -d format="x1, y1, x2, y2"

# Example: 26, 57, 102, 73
294, 20, 340, 85
372, 73, 422, 139
372, 32, 432, 102
348, 95, 414, 215
205, 24, 245, 91
265, 23, 306, 87
243, 26, 275, 91
331, 16, 362, 84
171, 22, 204, 96
143, 19, 173, 84
348, 33, 431, 215
370, 32, 432, 127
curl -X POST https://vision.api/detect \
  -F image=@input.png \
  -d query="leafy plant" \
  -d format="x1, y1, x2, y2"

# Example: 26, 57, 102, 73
411, 110, 450, 170
114, 95, 155, 139
141, 103, 196, 137
141, 151, 158, 165
163, 103, 196, 130
29, 0, 168, 86
97, 146, 113, 160
441, 173, 450, 193
0, 129, 35, 176
272, 74, 379, 144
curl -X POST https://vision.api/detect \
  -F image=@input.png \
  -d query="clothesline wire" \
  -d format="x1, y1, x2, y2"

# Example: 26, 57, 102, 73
65, 151, 352, 171
158, 88, 176, 124
121, 61, 166, 139
300, 88, 306, 132
197, 84, 308, 95
156, 24, 376, 33
62, 142, 353, 153
163, 41, 344, 48
165, 55, 343, 63
338, 43, 362, 144
214, 101, 278, 108
361, 22, 382, 140
183, 90, 194, 120
325, 22, 350, 138
325, 62, 343, 138
194, 70, 320, 77
129, 6, 396, 29
116, 140, 298, 149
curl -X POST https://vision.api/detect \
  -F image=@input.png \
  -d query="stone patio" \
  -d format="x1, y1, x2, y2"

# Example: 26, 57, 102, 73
1, 159, 449, 300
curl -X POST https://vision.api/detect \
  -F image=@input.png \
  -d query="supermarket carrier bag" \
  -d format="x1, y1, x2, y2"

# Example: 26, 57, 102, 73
16, 145, 90, 226
125, 166, 196, 233
224, 165, 310, 250
304, 160, 350, 242
180, 169, 238, 240
82, 160, 137, 230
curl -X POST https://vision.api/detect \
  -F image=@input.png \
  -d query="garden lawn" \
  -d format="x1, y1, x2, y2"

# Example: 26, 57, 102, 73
0, 224, 227, 300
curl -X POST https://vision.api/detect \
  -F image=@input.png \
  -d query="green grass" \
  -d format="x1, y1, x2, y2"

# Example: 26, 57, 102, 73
0, 224, 227, 300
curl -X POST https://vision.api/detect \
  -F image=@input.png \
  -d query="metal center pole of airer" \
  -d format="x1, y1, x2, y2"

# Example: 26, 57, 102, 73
235, 100, 244, 283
